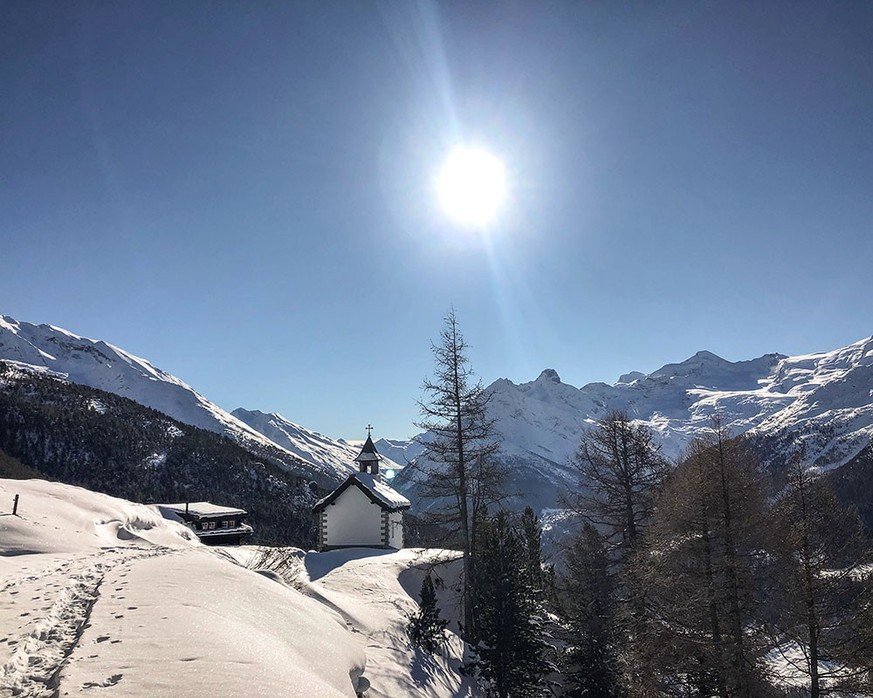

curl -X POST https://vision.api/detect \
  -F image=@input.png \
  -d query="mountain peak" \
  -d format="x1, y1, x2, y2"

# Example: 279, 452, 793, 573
536, 368, 561, 383
649, 350, 731, 380
616, 371, 646, 385
232, 407, 269, 420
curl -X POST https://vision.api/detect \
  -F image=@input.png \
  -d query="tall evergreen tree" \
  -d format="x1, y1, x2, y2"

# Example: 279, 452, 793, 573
568, 410, 669, 561
561, 523, 621, 698
567, 411, 669, 693
474, 510, 549, 698
519, 506, 544, 594
415, 308, 504, 642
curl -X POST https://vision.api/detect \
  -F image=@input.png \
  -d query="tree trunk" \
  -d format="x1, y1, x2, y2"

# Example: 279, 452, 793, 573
699, 461, 728, 698
452, 340, 475, 642
715, 434, 750, 698
798, 468, 820, 698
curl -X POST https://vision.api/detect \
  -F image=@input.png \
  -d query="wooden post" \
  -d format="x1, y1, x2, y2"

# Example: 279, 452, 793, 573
12, 494, 19, 516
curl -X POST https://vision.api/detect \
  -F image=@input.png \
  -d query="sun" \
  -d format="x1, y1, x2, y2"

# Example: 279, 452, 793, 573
436, 146, 506, 227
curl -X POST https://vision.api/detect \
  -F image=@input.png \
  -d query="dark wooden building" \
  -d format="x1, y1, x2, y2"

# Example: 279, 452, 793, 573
157, 502, 253, 545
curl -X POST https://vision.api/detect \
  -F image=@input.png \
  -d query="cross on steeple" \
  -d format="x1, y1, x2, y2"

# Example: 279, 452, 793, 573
366, 424, 373, 436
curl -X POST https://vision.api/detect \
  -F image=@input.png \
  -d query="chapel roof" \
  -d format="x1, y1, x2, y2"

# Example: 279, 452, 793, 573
355, 434, 380, 463
312, 472, 410, 513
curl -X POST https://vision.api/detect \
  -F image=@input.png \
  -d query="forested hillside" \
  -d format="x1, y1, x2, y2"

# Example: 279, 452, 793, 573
0, 362, 320, 545
830, 441, 873, 536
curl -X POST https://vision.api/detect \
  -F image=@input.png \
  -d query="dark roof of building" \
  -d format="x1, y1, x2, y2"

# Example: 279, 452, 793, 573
312, 472, 410, 513
355, 434, 380, 463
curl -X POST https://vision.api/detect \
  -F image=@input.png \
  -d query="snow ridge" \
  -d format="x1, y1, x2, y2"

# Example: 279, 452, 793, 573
231, 408, 404, 478
0, 479, 471, 698
0, 316, 349, 483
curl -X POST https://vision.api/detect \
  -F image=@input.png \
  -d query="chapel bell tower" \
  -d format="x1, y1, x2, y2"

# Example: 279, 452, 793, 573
355, 427, 381, 476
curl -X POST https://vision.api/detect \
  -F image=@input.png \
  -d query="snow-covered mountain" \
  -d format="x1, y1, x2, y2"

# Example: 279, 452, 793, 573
397, 335, 873, 511
487, 336, 873, 469
0, 316, 350, 484
373, 437, 426, 467
232, 408, 405, 477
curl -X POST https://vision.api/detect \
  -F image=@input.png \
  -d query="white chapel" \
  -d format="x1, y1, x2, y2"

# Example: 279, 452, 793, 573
313, 433, 410, 551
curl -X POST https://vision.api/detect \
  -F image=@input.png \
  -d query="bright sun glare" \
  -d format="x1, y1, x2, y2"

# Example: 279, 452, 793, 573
436, 146, 506, 227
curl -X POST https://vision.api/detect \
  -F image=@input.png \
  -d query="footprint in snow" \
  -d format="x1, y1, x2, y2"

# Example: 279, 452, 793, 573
82, 673, 123, 689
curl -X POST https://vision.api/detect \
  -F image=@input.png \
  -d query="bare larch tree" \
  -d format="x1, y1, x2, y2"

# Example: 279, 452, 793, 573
415, 308, 503, 642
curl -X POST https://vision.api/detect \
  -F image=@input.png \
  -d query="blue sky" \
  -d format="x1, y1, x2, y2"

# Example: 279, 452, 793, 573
3, 1, 872, 439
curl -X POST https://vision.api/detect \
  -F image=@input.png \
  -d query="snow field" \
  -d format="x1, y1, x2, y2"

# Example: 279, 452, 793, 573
1, 480, 473, 697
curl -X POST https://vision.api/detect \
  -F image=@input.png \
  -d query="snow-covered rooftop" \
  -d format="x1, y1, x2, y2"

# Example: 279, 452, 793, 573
354, 472, 411, 509
157, 502, 247, 518
314, 472, 411, 512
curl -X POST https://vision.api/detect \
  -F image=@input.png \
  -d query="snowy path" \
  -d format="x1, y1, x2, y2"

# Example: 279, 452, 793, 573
0, 547, 174, 698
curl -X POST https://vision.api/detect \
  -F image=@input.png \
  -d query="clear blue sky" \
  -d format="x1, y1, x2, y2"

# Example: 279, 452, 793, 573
3, 1, 872, 439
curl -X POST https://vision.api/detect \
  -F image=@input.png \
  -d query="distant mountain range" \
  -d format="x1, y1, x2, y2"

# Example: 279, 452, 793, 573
1, 314, 871, 517
394, 335, 873, 512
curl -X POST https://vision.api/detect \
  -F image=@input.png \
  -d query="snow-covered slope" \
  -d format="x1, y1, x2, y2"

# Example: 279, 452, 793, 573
0, 316, 348, 483
398, 336, 873, 511
0, 316, 250, 438
302, 547, 474, 698
233, 408, 405, 478
0, 479, 470, 698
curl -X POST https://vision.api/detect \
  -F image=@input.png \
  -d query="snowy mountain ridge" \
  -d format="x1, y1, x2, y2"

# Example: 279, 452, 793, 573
394, 335, 873, 511
0, 316, 352, 483
487, 334, 873, 473
231, 408, 404, 476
